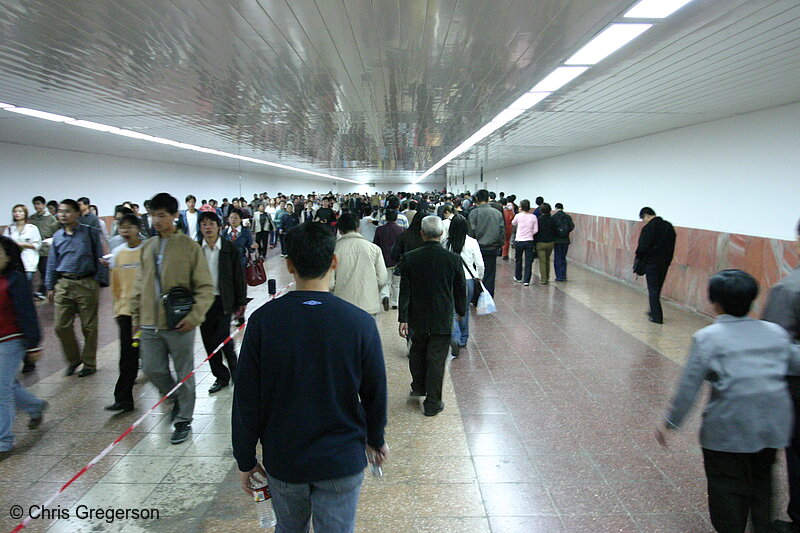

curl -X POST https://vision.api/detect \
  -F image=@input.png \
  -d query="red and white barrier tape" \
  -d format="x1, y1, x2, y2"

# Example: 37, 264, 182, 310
9, 279, 295, 533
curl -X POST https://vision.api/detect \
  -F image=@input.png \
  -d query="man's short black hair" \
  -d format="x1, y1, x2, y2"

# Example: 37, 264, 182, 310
541, 203, 552, 215
149, 193, 179, 215
32, 196, 46, 204
639, 207, 656, 219
387, 196, 400, 210
285, 223, 335, 280
229, 208, 244, 220
185, 195, 196, 203
489, 191, 496, 200
77, 197, 90, 206
476, 189, 489, 203
708, 269, 758, 317
198, 211, 220, 226
385, 209, 398, 222
409, 200, 418, 210
143, 200, 151, 209
535, 196, 544, 206
118, 214, 140, 227
60, 199, 80, 212
132, 203, 139, 209
337, 213, 358, 234
222, 198, 228, 202
47, 200, 58, 209
115, 205, 132, 215
555, 203, 564, 210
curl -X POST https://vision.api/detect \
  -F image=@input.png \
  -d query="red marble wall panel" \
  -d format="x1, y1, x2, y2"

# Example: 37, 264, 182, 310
567, 213, 799, 317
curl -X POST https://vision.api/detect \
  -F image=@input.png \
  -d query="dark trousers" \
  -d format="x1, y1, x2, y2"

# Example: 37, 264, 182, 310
37, 256, 48, 293
255, 231, 270, 257
703, 448, 776, 533
481, 248, 498, 296
200, 297, 237, 385
113, 315, 139, 406
279, 232, 287, 255
408, 332, 450, 411
645, 264, 669, 322
554, 243, 569, 281
514, 241, 535, 283
786, 376, 800, 524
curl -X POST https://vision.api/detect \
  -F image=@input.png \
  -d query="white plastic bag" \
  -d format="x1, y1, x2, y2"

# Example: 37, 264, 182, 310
476, 281, 496, 315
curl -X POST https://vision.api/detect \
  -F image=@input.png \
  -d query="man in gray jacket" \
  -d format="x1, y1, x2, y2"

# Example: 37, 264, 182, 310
468, 189, 504, 296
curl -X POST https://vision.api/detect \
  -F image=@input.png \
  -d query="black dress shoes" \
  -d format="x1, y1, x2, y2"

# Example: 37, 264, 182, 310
208, 380, 229, 394
78, 368, 96, 377
65, 363, 81, 376
105, 402, 134, 412
423, 401, 445, 417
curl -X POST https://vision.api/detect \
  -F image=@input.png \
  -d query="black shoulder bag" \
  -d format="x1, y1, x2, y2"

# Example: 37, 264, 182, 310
155, 238, 195, 329
459, 255, 483, 306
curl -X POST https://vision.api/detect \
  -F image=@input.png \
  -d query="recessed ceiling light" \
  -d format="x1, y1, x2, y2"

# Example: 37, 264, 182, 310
530, 67, 589, 92
624, 0, 694, 19
565, 23, 652, 65
508, 91, 551, 110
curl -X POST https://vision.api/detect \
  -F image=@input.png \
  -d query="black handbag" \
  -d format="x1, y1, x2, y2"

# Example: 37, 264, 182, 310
162, 287, 195, 329
155, 238, 195, 329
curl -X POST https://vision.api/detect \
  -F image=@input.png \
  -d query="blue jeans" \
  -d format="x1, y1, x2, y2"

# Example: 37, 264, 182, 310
554, 243, 569, 281
0, 339, 46, 451
514, 241, 535, 283
267, 470, 364, 533
452, 278, 475, 346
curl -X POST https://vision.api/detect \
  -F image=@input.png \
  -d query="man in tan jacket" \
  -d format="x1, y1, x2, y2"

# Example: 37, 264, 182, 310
331, 213, 388, 318
129, 193, 214, 445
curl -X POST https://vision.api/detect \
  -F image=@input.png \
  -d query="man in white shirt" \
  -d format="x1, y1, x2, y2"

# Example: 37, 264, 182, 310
180, 195, 200, 240
198, 212, 247, 394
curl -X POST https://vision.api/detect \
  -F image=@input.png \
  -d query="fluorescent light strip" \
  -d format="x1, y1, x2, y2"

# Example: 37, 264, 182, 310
624, 0, 695, 19
565, 23, 652, 65
0, 103, 362, 184
531, 67, 589, 92
412, 92, 555, 184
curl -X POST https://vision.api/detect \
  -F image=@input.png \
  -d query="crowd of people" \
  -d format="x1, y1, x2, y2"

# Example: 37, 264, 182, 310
1, 186, 800, 532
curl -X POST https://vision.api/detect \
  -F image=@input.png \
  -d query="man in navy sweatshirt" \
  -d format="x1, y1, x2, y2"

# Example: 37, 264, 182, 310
232, 222, 388, 533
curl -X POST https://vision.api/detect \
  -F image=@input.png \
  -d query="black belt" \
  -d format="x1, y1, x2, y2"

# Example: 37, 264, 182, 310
57, 272, 93, 281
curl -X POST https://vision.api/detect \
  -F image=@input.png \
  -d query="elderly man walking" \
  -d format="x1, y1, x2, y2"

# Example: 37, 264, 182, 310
398, 216, 466, 417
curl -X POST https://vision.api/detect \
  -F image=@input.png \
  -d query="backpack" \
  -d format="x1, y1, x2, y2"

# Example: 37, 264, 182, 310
556, 214, 573, 238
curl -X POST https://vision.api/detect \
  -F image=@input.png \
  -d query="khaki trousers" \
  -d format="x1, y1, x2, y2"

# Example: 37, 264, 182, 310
536, 242, 555, 284
54, 277, 99, 369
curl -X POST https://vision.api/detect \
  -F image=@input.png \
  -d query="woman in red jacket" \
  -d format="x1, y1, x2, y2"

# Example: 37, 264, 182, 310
0, 236, 47, 454
501, 197, 516, 260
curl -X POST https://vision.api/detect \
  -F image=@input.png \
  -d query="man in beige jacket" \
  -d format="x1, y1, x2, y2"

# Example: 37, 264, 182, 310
129, 193, 214, 445
331, 213, 388, 318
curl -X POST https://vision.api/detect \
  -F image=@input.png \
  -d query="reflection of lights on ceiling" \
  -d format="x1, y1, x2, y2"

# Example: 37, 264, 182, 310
0, 102, 362, 184
414, 0, 696, 184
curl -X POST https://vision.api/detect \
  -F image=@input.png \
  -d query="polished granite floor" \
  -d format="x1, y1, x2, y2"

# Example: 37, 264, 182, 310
1, 250, 791, 532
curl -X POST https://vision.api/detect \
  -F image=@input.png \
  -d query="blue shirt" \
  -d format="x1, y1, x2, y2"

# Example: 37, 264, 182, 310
45, 224, 104, 290
232, 290, 387, 483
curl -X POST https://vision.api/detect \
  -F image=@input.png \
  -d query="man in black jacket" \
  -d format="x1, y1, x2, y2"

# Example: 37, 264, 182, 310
552, 203, 575, 282
635, 207, 676, 324
398, 216, 467, 416
198, 211, 247, 393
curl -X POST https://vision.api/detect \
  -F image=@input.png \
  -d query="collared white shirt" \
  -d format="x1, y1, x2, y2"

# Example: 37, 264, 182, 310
202, 237, 222, 296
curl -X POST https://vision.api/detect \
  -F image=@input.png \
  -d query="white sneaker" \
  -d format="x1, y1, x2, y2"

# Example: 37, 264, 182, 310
513, 278, 522, 283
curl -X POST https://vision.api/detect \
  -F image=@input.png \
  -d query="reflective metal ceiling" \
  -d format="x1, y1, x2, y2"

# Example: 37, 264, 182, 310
0, 0, 798, 185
